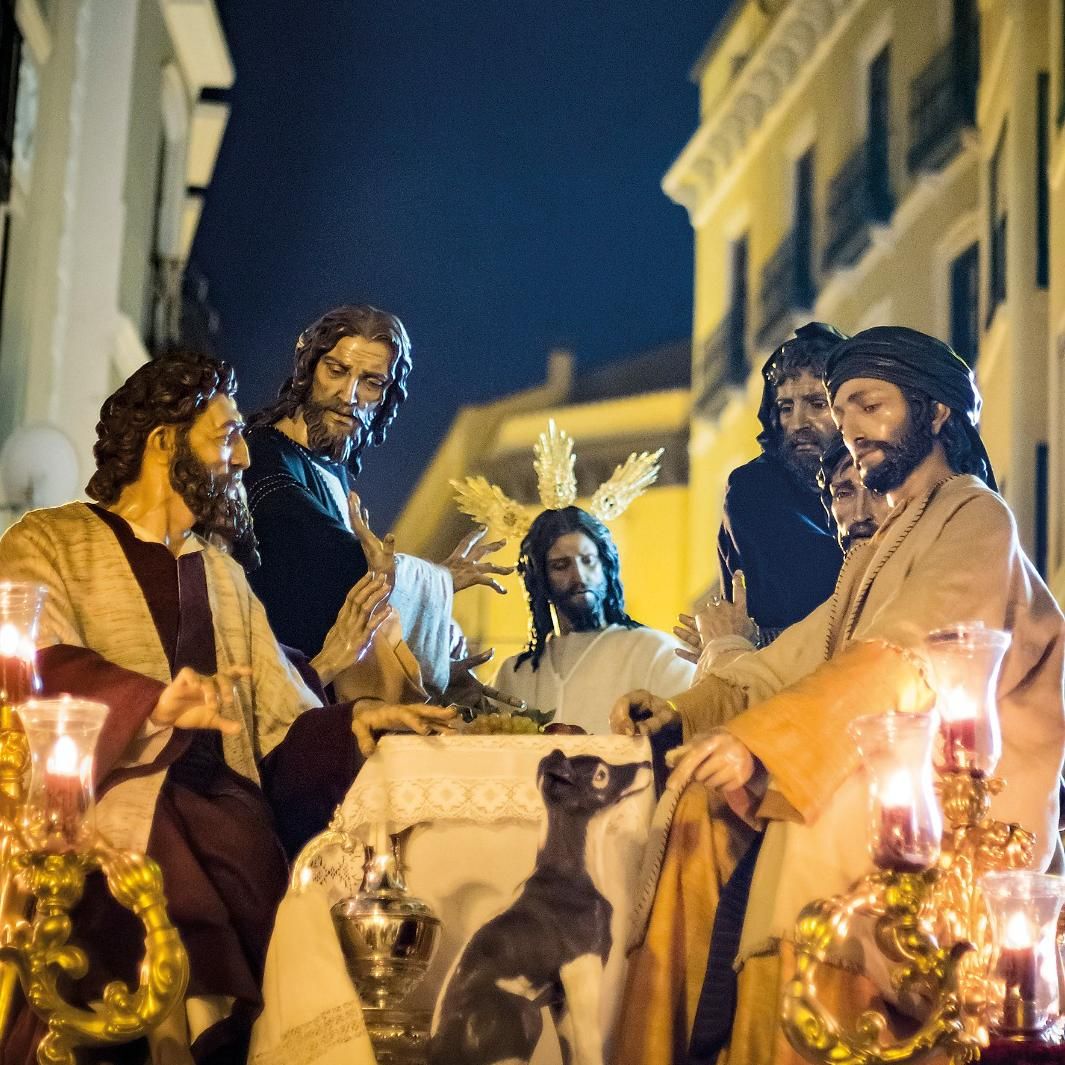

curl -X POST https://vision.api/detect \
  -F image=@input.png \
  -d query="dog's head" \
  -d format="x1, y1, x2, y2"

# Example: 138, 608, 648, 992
537, 749, 652, 817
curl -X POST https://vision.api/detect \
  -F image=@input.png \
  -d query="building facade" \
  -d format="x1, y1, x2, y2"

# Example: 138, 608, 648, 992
0, 0, 232, 527
665, 0, 1065, 605
391, 345, 692, 667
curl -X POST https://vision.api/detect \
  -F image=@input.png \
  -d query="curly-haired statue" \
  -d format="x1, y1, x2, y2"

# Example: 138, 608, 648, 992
493, 505, 693, 735
717, 321, 849, 648
0, 351, 455, 1065
243, 304, 511, 690
87, 350, 260, 568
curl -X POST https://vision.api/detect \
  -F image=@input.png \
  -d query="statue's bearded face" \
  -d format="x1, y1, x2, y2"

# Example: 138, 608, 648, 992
544, 530, 608, 632
302, 336, 396, 464
827, 458, 889, 552
169, 394, 256, 561
773, 370, 837, 484
833, 378, 937, 495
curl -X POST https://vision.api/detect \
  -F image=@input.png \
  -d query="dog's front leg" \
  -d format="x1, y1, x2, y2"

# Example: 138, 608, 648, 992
557, 954, 604, 1065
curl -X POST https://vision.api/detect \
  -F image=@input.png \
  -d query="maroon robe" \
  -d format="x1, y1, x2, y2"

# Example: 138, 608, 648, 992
5, 507, 362, 1065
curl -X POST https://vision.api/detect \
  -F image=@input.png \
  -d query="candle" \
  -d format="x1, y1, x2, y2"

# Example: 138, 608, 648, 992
874, 770, 927, 872
43, 733, 85, 848
0, 622, 37, 709
938, 686, 979, 774
999, 910, 1039, 1030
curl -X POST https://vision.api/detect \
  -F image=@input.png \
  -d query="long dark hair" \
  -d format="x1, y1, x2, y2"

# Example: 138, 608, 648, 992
248, 304, 412, 478
86, 352, 237, 504
514, 506, 640, 671
901, 387, 992, 483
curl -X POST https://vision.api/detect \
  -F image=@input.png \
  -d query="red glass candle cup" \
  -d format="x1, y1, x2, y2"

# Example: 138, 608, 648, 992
848, 711, 943, 873
925, 623, 1010, 778
19, 697, 108, 853
982, 871, 1065, 1036
0, 582, 45, 711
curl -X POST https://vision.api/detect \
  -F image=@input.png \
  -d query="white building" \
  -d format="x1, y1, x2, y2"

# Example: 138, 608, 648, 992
0, 0, 233, 527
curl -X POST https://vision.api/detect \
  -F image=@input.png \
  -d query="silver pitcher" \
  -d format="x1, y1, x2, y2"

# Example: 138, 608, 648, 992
331, 832, 440, 1063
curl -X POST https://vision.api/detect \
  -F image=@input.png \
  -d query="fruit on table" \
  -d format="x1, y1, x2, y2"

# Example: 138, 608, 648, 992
464, 713, 541, 735
542, 722, 588, 736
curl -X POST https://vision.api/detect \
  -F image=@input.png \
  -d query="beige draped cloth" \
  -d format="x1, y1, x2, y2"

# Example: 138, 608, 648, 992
0, 502, 322, 852
616, 475, 1065, 1063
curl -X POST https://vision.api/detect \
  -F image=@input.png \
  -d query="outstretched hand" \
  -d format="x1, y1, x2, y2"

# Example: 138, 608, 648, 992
348, 490, 396, 589
312, 572, 394, 684
444, 527, 513, 595
152, 666, 249, 736
352, 702, 458, 757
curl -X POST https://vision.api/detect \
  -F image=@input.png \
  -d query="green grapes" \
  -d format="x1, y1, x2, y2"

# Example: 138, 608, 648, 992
464, 713, 541, 735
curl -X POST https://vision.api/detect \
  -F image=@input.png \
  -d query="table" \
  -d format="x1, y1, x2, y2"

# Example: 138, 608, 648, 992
327, 733, 656, 1065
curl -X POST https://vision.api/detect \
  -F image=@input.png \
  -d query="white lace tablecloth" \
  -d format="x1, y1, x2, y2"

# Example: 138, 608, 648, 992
330, 734, 655, 1065
339, 733, 653, 837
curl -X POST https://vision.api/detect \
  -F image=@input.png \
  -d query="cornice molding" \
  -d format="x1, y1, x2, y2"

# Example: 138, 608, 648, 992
663, 0, 860, 224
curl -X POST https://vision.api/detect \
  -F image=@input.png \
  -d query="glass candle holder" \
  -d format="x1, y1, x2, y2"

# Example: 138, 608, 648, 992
848, 711, 943, 873
0, 582, 45, 713
19, 697, 108, 853
982, 871, 1065, 1035
925, 623, 1010, 778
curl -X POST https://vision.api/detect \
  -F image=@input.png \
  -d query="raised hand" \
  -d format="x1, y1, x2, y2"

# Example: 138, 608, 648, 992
443, 527, 514, 595
673, 613, 702, 664
694, 571, 757, 645
313, 572, 394, 684
352, 702, 458, 757
348, 490, 397, 589
609, 689, 678, 736
151, 666, 249, 735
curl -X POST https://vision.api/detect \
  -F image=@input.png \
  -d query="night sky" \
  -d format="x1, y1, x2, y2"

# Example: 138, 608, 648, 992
194, 1, 728, 525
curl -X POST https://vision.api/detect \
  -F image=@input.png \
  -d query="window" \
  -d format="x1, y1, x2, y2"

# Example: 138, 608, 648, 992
0, 0, 21, 205
727, 235, 748, 384
949, 242, 979, 366
1059, 0, 1065, 128
1035, 441, 1049, 578
867, 45, 894, 222
1037, 72, 1049, 289
794, 148, 815, 306
987, 122, 1007, 324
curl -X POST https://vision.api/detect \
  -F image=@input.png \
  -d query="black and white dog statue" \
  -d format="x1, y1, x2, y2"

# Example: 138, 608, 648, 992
429, 748, 652, 1065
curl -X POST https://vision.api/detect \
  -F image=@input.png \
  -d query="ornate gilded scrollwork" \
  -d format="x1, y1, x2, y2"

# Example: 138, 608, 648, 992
782, 869, 981, 1065
0, 846, 188, 1065
928, 772, 1035, 1041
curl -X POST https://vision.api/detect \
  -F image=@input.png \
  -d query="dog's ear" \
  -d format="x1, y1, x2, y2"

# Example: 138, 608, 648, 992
539, 748, 576, 785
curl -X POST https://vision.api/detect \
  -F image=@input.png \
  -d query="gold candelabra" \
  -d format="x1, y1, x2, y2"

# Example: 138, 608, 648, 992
781, 771, 1033, 1065
782, 625, 1057, 1064
0, 582, 189, 1064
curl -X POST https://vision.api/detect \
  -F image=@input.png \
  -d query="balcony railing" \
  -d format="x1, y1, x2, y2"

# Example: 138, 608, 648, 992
907, 24, 979, 175
823, 140, 894, 274
756, 229, 815, 350
694, 311, 747, 420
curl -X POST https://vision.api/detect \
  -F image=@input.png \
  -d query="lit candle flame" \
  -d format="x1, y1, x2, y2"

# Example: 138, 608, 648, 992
0, 623, 19, 658
880, 769, 914, 807
1004, 909, 1035, 949
46, 734, 80, 778
939, 686, 976, 723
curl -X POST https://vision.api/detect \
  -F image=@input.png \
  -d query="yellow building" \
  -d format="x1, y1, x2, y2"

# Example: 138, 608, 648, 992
391, 344, 692, 667
665, 0, 1064, 605
0, 0, 232, 529
1048, 0, 1065, 604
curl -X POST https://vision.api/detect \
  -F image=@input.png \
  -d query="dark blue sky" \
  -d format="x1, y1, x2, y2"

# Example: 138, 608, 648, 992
194, 1, 728, 524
